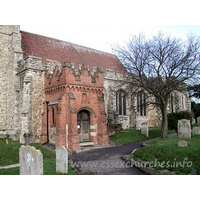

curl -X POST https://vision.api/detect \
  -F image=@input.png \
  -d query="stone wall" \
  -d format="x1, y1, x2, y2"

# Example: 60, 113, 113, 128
31, 70, 46, 143
104, 70, 160, 130
0, 26, 11, 136
19, 71, 32, 143
0, 25, 23, 139
104, 70, 191, 130
17, 56, 46, 143
104, 69, 131, 130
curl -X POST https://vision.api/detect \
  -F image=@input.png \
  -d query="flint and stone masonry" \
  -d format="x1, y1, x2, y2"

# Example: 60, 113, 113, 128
0, 25, 23, 139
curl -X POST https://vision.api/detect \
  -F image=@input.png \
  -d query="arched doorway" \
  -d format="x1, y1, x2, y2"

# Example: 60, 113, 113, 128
77, 110, 90, 142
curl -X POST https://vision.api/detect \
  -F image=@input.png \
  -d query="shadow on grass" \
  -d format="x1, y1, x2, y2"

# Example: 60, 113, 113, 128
110, 127, 175, 145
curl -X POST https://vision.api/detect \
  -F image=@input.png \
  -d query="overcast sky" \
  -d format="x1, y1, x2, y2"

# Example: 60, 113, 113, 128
2, 0, 198, 54
20, 25, 200, 54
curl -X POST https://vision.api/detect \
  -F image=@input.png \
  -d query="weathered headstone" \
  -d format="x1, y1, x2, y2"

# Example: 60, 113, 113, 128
19, 145, 43, 175
56, 146, 68, 174
178, 140, 188, 147
178, 119, 191, 139
197, 117, 200, 127
192, 127, 200, 135
141, 122, 148, 137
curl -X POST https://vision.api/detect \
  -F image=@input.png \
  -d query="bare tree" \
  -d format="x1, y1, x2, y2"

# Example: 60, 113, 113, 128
113, 32, 200, 138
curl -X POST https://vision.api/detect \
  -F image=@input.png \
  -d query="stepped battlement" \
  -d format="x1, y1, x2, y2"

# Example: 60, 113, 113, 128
44, 60, 105, 93
18, 56, 129, 91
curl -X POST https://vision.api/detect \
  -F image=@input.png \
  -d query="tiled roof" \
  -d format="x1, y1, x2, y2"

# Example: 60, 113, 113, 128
20, 31, 126, 72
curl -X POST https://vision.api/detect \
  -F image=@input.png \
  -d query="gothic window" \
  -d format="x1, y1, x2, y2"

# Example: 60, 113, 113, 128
116, 90, 127, 115
137, 92, 147, 116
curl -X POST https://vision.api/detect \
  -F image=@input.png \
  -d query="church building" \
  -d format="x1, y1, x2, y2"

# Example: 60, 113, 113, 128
0, 25, 191, 152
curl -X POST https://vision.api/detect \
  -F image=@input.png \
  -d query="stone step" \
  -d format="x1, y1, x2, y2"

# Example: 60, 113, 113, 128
80, 142, 94, 147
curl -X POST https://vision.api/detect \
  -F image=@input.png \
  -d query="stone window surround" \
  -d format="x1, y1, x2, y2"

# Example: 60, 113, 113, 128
137, 91, 147, 116
116, 90, 127, 116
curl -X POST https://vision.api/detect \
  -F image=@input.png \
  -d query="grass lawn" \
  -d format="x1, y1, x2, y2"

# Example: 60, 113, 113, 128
0, 138, 76, 175
110, 127, 175, 145
132, 135, 200, 175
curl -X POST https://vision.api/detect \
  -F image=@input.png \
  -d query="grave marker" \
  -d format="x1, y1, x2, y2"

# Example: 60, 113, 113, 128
192, 127, 200, 135
141, 122, 149, 137
197, 117, 200, 127
178, 119, 191, 139
19, 145, 43, 175
56, 146, 68, 174
178, 140, 188, 147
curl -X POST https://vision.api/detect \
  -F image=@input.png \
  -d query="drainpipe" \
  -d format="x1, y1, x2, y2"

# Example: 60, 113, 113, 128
46, 100, 49, 143
43, 100, 49, 145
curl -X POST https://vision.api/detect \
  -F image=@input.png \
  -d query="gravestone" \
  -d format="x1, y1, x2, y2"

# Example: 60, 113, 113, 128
56, 146, 68, 174
178, 119, 191, 139
192, 127, 200, 135
178, 140, 188, 147
141, 122, 148, 137
197, 117, 200, 127
19, 145, 43, 175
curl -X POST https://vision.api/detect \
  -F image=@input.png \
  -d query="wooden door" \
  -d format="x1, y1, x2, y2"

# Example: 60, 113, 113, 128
77, 110, 90, 142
